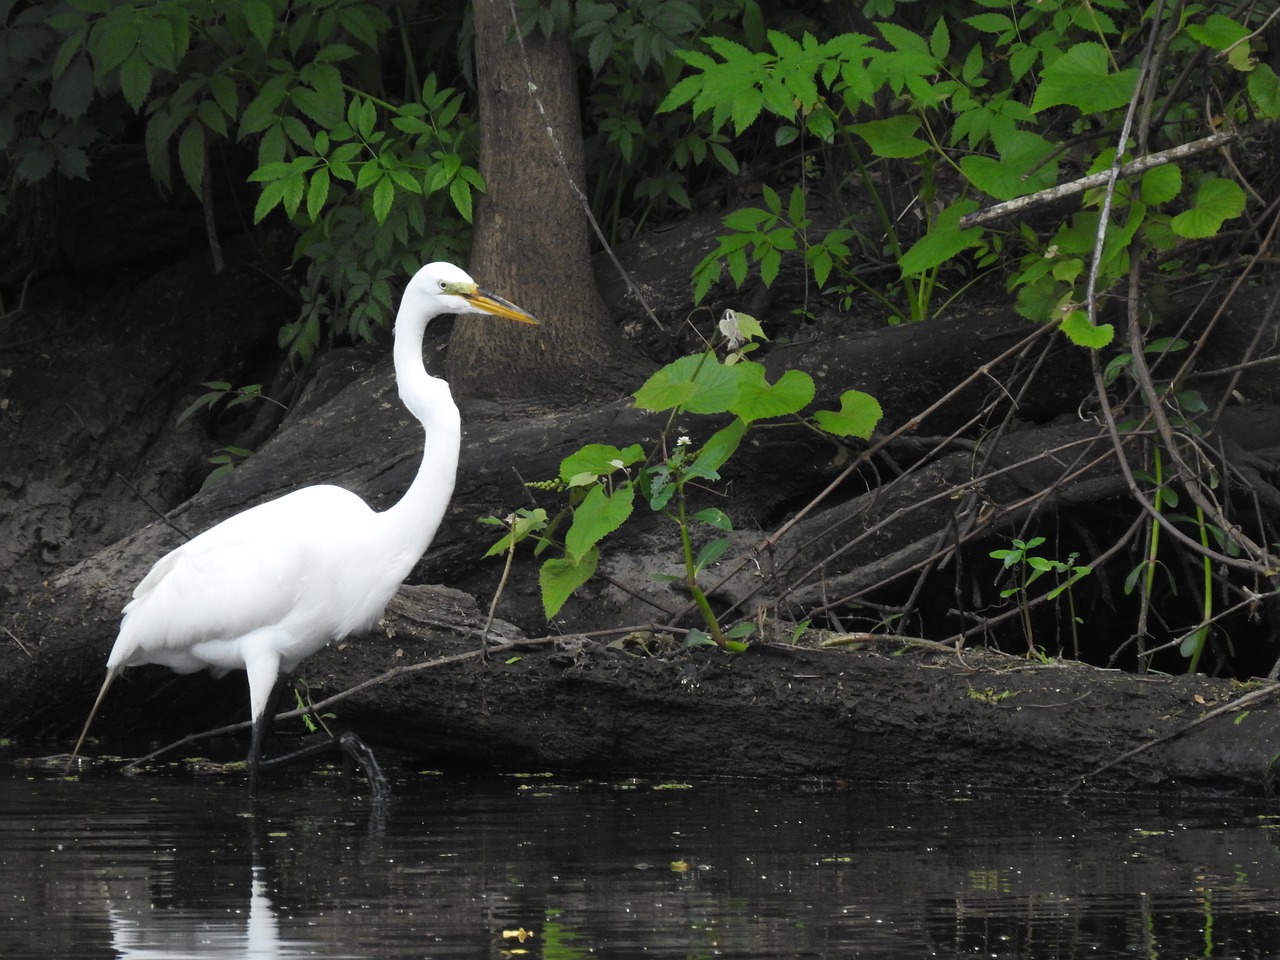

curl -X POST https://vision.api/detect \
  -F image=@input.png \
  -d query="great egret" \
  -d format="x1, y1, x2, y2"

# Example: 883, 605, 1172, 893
68, 262, 538, 794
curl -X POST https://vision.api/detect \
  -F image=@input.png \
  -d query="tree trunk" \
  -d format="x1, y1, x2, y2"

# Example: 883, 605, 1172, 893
449, 0, 635, 405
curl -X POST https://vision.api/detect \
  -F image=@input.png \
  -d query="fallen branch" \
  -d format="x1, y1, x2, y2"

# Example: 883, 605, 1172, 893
959, 129, 1245, 228
1062, 680, 1280, 796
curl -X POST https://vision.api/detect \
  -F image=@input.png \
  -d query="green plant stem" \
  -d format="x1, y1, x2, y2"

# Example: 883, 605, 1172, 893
836, 129, 919, 316
676, 480, 727, 646
1186, 504, 1212, 673
1138, 446, 1165, 666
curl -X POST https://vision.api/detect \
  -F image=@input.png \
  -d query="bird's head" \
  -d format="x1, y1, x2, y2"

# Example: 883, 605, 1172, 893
408, 262, 539, 326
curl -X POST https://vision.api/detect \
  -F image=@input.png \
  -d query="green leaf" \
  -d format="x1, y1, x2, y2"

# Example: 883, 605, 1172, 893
1140, 164, 1182, 205
177, 120, 205, 194
293, 85, 343, 129
540, 549, 599, 618
1186, 14, 1250, 51
965, 12, 1013, 34
960, 131, 1057, 200
693, 508, 732, 532
1060, 309, 1114, 349
812, 389, 883, 440
1180, 625, 1208, 659
241, 0, 275, 51
689, 418, 747, 480
1248, 65, 1280, 119
633, 354, 742, 414
1170, 177, 1246, 239
1031, 43, 1139, 114
306, 167, 330, 221
693, 536, 731, 574
89, 10, 138, 77
898, 200, 982, 277
253, 178, 286, 222
849, 115, 927, 158
449, 177, 474, 222
565, 483, 634, 561
118, 52, 153, 112
729, 365, 815, 422
559, 444, 644, 484
50, 55, 94, 121
372, 175, 394, 225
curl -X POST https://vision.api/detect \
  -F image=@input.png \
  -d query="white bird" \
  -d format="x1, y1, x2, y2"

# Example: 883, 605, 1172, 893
69, 262, 538, 794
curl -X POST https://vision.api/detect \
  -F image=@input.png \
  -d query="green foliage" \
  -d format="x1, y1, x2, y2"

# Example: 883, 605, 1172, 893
990, 536, 1092, 656
657, 1, 1276, 336
202, 444, 253, 486
177, 380, 283, 425
3, 0, 474, 359
486, 310, 883, 642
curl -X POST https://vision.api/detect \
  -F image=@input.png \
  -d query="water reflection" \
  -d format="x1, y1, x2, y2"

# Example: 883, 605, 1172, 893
106, 865, 305, 960
2, 754, 1280, 959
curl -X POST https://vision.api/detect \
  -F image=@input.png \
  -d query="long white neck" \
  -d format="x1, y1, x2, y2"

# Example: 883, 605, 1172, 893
378, 296, 462, 569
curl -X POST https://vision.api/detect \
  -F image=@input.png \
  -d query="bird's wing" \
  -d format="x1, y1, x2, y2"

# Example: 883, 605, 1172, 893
110, 486, 371, 668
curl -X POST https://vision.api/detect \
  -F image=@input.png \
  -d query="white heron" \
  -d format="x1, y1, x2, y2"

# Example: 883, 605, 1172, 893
68, 262, 539, 794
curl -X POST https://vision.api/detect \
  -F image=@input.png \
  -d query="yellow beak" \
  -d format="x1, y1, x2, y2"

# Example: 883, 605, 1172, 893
463, 288, 540, 325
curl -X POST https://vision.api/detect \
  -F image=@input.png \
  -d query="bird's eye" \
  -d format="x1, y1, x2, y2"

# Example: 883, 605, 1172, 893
438, 280, 448, 291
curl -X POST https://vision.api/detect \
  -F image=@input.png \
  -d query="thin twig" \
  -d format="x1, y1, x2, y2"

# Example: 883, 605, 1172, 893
1062, 681, 1280, 796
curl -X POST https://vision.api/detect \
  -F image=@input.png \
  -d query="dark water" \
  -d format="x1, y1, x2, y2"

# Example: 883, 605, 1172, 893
3, 748, 1280, 959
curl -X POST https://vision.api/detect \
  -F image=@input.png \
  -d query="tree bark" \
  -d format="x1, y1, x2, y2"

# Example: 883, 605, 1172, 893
449, 0, 635, 405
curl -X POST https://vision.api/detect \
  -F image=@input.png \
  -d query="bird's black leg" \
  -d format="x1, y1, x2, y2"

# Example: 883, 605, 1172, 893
247, 678, 286, 798
248, 713, 266, 798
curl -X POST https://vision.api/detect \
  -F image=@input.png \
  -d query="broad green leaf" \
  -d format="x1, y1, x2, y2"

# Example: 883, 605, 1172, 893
1249, 65, 1280, 119
812, 389, 883, 440
1186, 14, 1250, 51
1060, 309, 1114, 349
559, 444, 645, 484
898, 200, 982, 277
540, 549, 599, 618
634, 354, 742, 414
1140, 164, 1182, 205
850, 115, 928, 158
1170, 177, 1245, 239
1031, 43, 1139, 114
960, 130, 1057, 200
729, 365, 815, 422
565, 483, 634, 561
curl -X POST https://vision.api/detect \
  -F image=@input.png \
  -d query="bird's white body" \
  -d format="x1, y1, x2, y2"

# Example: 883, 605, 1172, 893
109, 482, 447, 722
71, 262, 536, 790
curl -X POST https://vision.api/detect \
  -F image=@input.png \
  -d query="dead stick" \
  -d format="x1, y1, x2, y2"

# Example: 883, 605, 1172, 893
960, 129, 1246, 228
1062, 681, 1280, 796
